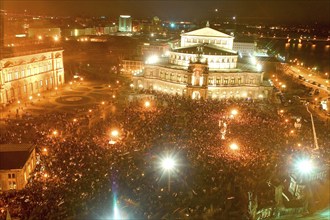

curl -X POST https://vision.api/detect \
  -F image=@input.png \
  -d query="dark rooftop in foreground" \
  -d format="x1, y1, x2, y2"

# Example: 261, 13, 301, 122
0, 144, 35, 170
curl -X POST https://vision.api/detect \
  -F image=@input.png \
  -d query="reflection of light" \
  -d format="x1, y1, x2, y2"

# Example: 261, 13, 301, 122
296, 159, 314, 174
109, 140, 117, 145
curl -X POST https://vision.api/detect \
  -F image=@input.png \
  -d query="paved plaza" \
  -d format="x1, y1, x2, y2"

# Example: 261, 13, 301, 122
0, 80, 123, 121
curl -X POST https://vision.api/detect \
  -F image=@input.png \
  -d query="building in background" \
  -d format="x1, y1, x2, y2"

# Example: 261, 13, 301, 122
233, 41, 256, 57
0, 144, 36, 191
132, 23, 272, 100
0, 47, 64, 106
28, 27, 61, 40
118, 15, 132, 32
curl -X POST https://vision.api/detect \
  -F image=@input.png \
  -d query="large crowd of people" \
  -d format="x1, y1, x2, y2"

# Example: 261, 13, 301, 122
0, 86, 329, 220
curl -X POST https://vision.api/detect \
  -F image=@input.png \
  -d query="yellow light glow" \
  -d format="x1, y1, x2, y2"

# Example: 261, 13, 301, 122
145, 101, 151, 107
111, 130, 119, 137
231, 109, 238, 116
229, 143, 239, 150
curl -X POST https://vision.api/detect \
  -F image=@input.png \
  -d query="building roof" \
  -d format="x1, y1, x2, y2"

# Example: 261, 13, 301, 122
0, 144, 35, 170
181, 27, 233, 38
173, 43, 237, 56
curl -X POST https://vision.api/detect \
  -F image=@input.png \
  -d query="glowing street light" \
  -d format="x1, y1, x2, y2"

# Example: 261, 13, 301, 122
144, 101, 151, 108
52, 130, 58, 136
145, 55, 159, 64
296, 159, 314, 175
161, 156, 176, 192
229, 143, 239, 151
111, 130, 119, 137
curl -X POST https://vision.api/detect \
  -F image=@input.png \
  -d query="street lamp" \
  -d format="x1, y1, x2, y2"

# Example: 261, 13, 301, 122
296, 158, 314, 175
111, 130, 119, 137
144, 101, 151, 108
229, 143, 239, 151
161, 157, 176, 192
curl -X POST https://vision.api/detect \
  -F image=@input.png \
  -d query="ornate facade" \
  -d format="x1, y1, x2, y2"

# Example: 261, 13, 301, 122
133, 25, 272, 100
0, 48, 64, 105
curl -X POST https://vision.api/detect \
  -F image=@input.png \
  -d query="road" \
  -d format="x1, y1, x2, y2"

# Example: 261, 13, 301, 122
286, 65, 329, 94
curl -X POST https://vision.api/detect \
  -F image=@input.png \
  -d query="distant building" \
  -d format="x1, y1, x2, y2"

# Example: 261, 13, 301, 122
132, 23, 272, 100
28, 27, 61, 39
138, 42, 170, 57
0, 47, 64, 105
180, 22, 234, 50
121, 58, 144, 76
233, 41, 256, 57
0, 144, 36, 191
119, 15, 132, 32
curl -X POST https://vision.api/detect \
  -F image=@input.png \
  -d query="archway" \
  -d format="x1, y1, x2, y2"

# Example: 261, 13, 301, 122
192, 91, 201, 100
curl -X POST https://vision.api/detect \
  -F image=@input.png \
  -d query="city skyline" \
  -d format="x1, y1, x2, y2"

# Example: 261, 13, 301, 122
3, 0, 330, 24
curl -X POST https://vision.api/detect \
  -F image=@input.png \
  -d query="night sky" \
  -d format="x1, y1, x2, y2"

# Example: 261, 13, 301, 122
3, 0, 330, 24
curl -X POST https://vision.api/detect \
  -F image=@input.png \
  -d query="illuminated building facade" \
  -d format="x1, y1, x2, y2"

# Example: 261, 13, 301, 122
0, 144, 36, 191
0, 48, 64, 105
133, 24, 272, 99
119, 15, 132, 32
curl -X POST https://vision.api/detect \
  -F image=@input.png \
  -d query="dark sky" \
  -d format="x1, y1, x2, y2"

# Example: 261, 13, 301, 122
3, 0, 330, 24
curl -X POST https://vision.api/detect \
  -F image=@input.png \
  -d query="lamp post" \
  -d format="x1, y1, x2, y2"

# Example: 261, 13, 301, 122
161, 157, 176, 192
305, 104, 319, 150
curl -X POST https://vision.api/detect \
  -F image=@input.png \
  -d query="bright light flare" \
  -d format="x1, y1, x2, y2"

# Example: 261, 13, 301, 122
145, 55, 159, 64
144, 101, 151, 107
111, 130, 119, 137
161, 157, 176, 171
231, 109, 238, 116
296, 159, 314, 174
229, 143, 239, 150
256, 64, 262, 72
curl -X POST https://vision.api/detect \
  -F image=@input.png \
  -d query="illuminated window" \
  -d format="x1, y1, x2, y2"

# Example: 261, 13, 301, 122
238, 78, 241, 84
224, 79, 229, 85
216, 78, 220, 85
8, 73, 12, 81
40, 80, 43, 86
